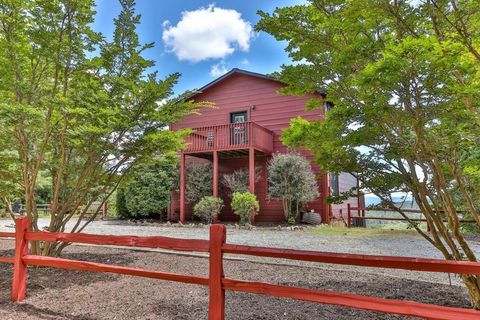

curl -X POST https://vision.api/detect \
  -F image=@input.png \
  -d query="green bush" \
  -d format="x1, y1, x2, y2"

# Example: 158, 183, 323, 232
460, 213, 480, 233
116, 187, 130, 219
222, 166, 262, 197
185, 163, 213, 204
193, 196, 224, 223
268, 152, 319, 221
231, 192, 259, 224
117, 156, 177, 220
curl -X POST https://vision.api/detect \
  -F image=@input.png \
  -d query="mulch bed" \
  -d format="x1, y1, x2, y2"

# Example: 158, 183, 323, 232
0, 241, 472, 320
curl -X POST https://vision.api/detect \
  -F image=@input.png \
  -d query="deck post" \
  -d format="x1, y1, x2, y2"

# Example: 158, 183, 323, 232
180, 153, 186, 223
11, 217, 29, 301
209, 224, 226, 320
248, 147, 255, 224
347, 203, 351, 228
248, 147, 255, 194
213, 151, 219, 198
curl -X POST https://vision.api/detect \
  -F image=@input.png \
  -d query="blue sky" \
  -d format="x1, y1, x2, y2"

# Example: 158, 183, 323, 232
92, 1, 304, 94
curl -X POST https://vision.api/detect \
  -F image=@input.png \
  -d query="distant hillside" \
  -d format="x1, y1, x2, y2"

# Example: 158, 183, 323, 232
364, 196, 418, 209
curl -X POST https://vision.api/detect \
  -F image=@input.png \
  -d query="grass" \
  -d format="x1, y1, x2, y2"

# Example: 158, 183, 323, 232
308, 225, 420, 238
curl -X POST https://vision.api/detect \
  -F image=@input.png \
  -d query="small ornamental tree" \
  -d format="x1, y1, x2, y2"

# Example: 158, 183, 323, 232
185, 162, 213, 204
231, 192, 259, 224
193, 196, 224, 223
268, 152, 319, 220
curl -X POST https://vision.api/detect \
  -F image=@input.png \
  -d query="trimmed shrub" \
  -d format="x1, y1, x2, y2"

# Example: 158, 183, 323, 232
193, 196, 224, 223
268, 152, 319, 221
231, 192, 259, 224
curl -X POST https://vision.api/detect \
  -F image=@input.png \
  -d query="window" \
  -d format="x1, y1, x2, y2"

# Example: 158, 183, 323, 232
230, 111, 248, 145
330, 173, 340, 196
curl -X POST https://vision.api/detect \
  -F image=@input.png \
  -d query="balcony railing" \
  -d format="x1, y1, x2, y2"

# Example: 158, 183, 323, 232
183, 122, 274, 154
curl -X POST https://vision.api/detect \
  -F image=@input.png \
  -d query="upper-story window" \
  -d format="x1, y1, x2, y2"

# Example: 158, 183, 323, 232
230, 111, 248, 145
230, 111, 247, 123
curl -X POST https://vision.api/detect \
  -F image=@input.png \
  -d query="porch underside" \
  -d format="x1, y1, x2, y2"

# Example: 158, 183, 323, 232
178, 147, 271, 223
184, 148, 268, 160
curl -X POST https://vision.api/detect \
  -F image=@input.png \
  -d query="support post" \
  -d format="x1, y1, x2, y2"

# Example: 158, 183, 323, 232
213, 151, 218, 198
11, 217, 29, 301
209, 224, 226, 320
249, 147, 255, 224
347, 203, 351, 228
248, 147, 255, 194
180, 153, 186, 223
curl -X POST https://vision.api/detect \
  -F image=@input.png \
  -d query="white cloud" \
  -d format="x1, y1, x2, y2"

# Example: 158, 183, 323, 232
210, 62, 228, 77
162, 5, 254, 63
241, 58, 249, 65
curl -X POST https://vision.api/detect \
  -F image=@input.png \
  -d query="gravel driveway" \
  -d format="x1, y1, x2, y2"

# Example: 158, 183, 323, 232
1, 218, 479, 285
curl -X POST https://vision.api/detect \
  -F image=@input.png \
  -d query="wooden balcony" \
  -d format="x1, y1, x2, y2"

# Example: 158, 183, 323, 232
183, 122, 274, 157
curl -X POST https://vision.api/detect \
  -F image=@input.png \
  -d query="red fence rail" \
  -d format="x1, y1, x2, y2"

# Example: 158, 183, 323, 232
346, 204, 475, 228
1, 217, 480, 319
183, 122, 274, 154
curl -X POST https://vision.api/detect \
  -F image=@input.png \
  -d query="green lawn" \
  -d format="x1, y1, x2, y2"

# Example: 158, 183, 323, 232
309, 225, 420, 238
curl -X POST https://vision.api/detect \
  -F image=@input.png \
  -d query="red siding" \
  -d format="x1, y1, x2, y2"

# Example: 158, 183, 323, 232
171, 72, 331, 223
331, 173, 360, 221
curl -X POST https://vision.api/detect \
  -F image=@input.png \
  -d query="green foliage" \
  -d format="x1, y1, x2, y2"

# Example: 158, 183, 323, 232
267, 152, 319, 220
221, 167, 262, 197
116, 187, 130, 219
193, 196, 224, 223
122, 156, 177, 219
257, 0, 480, 306
231, 192, 259, 225
461, 213, 480, 234
185, 162, 213, 204
0, 0, 205, 255
288, 216, 296, 225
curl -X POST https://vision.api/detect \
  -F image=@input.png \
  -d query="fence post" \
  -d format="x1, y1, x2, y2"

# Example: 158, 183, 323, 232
347, 203, 351, 228
11, 217, 29, 301
209, 224, 226, 320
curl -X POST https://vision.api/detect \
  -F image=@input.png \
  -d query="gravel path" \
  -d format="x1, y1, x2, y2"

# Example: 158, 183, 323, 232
1, 218, 480, 286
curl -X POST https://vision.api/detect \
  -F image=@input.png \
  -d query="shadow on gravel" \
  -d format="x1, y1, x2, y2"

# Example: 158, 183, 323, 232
0, 251, 134, 294
0, 302, 98, 320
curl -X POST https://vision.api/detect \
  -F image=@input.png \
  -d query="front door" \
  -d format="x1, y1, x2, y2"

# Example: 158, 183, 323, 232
230, 111, 248, 145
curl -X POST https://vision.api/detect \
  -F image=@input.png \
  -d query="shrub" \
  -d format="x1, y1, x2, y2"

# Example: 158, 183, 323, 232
268, 152, 319, 221
185, 162, 213, 204
231, 192, 259, 224
222, 166, 262, 197
117, 156, 177, 220
116, 187, 130, 219
193, 196, 224, 223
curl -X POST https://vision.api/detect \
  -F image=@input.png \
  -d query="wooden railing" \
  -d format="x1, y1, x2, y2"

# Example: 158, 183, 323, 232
346, 204, 476, 228
183, 122, 274, 154
2, 217, 480, 319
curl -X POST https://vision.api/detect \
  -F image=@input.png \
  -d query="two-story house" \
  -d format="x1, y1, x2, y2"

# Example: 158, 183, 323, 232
169, 68, 360, 224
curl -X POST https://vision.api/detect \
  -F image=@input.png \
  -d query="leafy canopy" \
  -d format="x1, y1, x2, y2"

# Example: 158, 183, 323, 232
257, 0, 480, 307
0, 0, 204, 255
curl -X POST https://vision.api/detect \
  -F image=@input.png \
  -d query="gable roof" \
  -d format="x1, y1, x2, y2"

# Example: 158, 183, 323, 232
187, 68, 327, 99
197, 68, 279, 93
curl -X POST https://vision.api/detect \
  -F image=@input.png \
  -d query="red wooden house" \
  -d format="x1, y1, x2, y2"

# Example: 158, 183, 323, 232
169, 69, 359, 224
